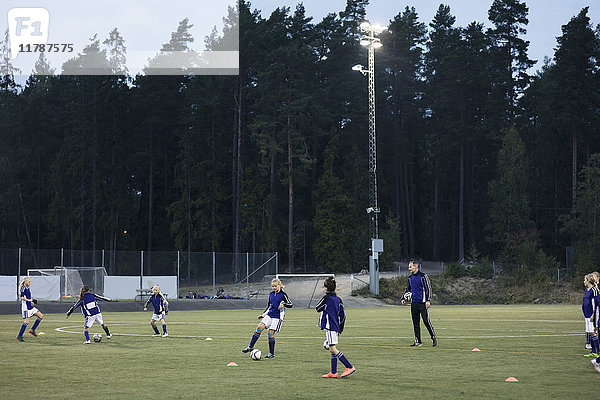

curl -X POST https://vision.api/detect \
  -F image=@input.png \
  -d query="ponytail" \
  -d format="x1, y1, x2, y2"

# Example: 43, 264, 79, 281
79, 285, 90, 300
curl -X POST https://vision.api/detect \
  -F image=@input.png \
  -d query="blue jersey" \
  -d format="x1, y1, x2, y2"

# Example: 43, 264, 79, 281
66, 293, 111, 317
20, 286, 34, 310
404, 271, 432, 304
145, 293, 169, 314
316, 292, 346, 334
582, 287, 599, 318
263, 290, 293, 319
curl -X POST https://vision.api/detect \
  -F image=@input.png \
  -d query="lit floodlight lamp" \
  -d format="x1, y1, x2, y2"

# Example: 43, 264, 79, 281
360, 37, 370, 46
360, 21, 370, 31
352, 64, 364, 71
366, 207, 374, 213
371, 24, 386, 34
372, 39, 383, 48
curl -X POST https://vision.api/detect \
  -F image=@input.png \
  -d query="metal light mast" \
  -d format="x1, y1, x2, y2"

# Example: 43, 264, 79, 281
353, 21, 385, 295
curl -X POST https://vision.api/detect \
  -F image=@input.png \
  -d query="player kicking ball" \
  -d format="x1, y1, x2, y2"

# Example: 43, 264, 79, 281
241, 278, 293, 358
66, 285, 113, 344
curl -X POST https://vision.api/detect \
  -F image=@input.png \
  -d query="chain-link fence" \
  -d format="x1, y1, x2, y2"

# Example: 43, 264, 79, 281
0, 248, 278, 298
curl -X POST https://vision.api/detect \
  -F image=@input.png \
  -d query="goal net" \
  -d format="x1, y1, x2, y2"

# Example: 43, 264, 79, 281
27, 266, 107, 297
264, 274, 335, 308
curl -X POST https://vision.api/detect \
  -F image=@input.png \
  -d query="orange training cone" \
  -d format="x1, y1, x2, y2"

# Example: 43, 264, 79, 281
505, 377, 519, 382
472, 348, 481, 351
227, 362, 239, 367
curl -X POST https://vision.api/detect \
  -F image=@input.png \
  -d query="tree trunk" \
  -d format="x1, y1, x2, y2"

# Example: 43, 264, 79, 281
571, 128, 577, 246
467, 144, 475, 248
147, 125, 154, 274
233, 81, 243, 281
459, 143, 465, 262
92, 84, 97, 266
403, 163, 414, 256
399, 160, 409, 258
433, 174, 439, 261
287, 115, 294, 273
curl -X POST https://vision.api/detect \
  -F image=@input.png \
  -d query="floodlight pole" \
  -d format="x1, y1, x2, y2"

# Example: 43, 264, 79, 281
354, 22, 384, 295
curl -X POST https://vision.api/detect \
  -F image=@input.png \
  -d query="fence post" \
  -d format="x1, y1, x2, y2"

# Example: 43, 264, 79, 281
102, 249, 105, 269
177, 251, 180, 299
246, 252, 249, 299
212, 252, 216, 297
275, 252, 278, 276
18, 247, 22, 283
140, 250, 144, 290
61, 248, 64, 269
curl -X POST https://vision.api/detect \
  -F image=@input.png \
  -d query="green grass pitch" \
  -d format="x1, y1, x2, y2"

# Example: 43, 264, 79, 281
0, 304, 595, 399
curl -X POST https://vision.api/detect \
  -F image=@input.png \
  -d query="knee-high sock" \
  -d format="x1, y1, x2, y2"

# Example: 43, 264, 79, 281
84, 330, 90, 341
18, 323, 28, 338
162, 324, 167, 334
249, 330, 261, 348
268, 334, 275, 354
103, 325, 110, 335
336, 352, 353, 369
331, 354, 338, 374
592, 336, 600, 354
153, 325, 160, 334
31, 317, 42, 332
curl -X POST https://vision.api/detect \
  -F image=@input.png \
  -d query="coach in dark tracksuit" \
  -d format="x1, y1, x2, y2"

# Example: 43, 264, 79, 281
402, 260, 437, 347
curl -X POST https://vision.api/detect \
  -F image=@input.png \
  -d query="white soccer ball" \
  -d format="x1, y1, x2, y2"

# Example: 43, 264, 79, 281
93, 333, 102, 342
323, 340, 330, 350
250, 349, 262, 360
403, 292, 412, 303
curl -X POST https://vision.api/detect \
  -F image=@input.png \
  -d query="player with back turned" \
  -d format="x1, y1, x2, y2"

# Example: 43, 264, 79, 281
66, 285, 113, 344
316, 276, 356, 378
402, 260, 437, 347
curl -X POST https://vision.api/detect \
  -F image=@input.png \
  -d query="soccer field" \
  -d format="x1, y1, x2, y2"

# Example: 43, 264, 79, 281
0, 304, 593, 399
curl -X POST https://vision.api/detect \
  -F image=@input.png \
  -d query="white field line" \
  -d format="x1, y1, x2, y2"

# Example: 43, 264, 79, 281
53, 323, 583, 340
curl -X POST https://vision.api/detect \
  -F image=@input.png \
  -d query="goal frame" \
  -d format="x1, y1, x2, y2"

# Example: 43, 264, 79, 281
275, 273, 335, 308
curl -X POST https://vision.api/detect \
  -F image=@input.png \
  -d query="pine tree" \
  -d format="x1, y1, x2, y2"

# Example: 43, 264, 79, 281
487, 0, 534, 127
486, 126, 532, 249
552, 7, 600, 240
378, 6, 426, 258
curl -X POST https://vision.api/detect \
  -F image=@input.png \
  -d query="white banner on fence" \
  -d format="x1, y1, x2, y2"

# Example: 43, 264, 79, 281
0, 276, 17, 301
141, 276, 177, 299
103, 276, 177, 300
30, 276, 61, 301
103, 276, 139, 300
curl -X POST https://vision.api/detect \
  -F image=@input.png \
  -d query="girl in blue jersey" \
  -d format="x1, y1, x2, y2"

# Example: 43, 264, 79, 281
582, 274, 599, 357
241, 278, 293, 358
16, 277, 44, 341
586, 272, 600, 350
316, 276, 356, 378
66, 285, 113, 344
144, 285, 169, 337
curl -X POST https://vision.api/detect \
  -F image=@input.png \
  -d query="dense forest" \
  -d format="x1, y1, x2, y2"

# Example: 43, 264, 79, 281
0, 0, 599, 276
